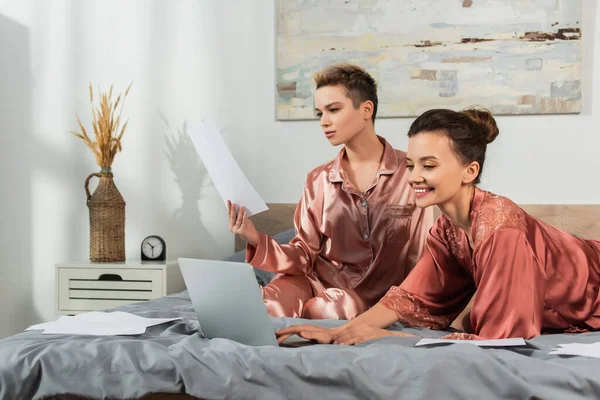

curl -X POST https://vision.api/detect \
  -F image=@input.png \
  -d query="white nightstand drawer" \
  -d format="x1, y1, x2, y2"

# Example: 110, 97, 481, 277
56, 261, 184, 315
69, 280, 153, 291
68, 289, 155, 300
58, 267, 163, 312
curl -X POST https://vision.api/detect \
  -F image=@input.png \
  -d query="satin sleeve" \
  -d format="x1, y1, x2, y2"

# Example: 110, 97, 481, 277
470, 229, 545, 339
379, 221, 475, 329
245, 179, 323, 276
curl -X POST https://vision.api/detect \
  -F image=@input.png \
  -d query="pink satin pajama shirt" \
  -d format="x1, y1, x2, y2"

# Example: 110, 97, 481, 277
246, 137, 434, 319
380, 187, 600, 339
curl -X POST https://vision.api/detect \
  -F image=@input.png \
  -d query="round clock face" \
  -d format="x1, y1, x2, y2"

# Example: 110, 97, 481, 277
142, 236, 164, 259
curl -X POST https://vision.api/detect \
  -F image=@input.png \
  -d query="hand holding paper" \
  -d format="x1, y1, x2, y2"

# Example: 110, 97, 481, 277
227, 200, 260, 246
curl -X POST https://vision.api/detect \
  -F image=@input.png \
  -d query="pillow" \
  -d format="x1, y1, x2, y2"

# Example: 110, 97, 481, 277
224, 228, 296, 286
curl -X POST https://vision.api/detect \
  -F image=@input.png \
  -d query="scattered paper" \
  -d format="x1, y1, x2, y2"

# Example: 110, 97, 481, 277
25, 311, 181, 336
415, 337, 527, 347
187, 120, 268, 216
549, 342, 600, 358
25, 316, 72, 331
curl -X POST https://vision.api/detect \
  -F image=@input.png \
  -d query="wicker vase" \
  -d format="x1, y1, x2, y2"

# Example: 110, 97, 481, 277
85, 168, 126, 262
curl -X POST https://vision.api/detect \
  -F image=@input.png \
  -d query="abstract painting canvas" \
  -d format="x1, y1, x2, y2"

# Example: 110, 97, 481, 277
276, 0, 581, 120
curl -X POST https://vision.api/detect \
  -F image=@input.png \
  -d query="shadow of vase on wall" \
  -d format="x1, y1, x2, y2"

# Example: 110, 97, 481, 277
85, 167, 125, 262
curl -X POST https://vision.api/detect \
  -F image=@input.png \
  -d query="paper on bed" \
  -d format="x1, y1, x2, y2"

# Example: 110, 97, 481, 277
25, 316, 73, 331
415, 337, 527, 347
187, 120, 268, 216
25, 311, 181, 336
549, 342, 600, 358
42, 320, 145, 336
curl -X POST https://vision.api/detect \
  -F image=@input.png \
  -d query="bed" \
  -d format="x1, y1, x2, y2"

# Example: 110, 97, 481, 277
1, 203, 600, 399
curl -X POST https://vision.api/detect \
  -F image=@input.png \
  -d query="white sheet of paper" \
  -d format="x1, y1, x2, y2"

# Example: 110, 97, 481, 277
25, 316, 74, 331
70, 311, 180, 328
42, 320, 146, 336
415, 337, 527, 347
549, 342, 600, 358
25, 311, 181, 336
187, 121, 268, 216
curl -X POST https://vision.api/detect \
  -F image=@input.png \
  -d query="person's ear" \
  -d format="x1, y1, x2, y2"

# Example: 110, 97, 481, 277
463, 161, 480, 184
361, 100, 374, 121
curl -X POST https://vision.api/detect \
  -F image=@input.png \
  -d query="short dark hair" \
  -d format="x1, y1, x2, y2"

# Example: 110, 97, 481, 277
314, 63, 378, 122
407, 107, 499, 184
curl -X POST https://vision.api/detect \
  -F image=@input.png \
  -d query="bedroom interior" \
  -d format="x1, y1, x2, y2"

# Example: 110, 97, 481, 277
1, 0, 599, 399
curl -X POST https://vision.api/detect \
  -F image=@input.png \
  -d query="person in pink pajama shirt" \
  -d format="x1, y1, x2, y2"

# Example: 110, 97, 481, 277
276, 107, 600, 343
227, 63, 434, 320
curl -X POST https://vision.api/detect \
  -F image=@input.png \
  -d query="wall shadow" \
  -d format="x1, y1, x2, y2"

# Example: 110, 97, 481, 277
162, 117, 216, 258
0, 14, 35, 337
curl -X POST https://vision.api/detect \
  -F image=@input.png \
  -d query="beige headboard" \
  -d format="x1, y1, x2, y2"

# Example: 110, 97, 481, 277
235, 203, 600, 252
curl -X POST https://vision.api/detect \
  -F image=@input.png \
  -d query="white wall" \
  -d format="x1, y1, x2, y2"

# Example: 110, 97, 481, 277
0, 0, 598, 338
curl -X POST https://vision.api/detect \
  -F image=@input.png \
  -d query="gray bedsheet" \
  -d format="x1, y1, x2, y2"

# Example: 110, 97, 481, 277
2, 291, 600, 400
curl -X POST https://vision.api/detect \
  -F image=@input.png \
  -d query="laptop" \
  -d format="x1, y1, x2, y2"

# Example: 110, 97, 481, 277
178, 258, 310, 347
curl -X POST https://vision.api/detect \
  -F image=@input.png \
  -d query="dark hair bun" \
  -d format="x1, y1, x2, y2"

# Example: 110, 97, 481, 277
461, 107, 499, 144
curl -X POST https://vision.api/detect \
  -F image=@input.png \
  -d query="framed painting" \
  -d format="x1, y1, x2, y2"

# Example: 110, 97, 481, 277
276, 0, 582, 120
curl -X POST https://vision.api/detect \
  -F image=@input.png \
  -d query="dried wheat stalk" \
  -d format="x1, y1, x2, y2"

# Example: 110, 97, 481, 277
71, 82, 133, 169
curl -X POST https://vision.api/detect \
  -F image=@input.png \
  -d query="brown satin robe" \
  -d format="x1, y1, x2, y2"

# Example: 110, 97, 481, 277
246, 137, 434, 319
380, 187, 600, 339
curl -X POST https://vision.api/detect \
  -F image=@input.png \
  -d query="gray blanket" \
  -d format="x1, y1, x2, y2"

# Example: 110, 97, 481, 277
2, 290, 600, 400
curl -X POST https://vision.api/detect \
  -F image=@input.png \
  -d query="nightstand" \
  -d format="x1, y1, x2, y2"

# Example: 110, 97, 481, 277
56, 260, 185, 315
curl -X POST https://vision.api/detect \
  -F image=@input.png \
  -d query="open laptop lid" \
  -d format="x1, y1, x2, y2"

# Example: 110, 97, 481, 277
178, 258, 278, 346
